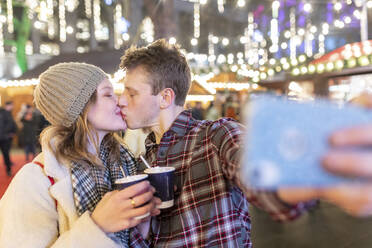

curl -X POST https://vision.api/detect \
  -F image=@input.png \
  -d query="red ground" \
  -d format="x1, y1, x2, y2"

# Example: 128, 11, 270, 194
0, 152, 30, 199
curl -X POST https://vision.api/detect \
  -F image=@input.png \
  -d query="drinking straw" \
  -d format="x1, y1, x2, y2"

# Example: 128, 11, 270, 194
120, 165, 127, 177
140, 155, 152, 169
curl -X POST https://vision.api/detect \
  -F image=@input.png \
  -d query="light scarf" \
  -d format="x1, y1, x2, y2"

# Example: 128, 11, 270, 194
71, 140, 137, 247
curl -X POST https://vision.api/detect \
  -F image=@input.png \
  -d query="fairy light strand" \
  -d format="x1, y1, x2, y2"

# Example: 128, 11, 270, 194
6, 0, 13, 33
59, 0, 66, 42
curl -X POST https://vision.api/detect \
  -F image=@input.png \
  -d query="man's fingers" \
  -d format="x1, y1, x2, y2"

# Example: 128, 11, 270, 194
349, 93, 372, 109
329, 125, 372, 147
277, 187, 321, 204
322, 151, 372, 178
320, 184, 372, 217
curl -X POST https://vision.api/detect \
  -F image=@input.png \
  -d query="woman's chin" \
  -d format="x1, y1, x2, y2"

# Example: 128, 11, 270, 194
108, 123, 127, 132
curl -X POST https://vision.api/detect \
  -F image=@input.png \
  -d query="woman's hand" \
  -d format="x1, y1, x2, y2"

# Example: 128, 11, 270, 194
91, 181, 160, 233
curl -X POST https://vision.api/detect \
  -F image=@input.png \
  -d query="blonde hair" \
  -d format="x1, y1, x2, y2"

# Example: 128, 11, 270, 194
40, 91, 122, 167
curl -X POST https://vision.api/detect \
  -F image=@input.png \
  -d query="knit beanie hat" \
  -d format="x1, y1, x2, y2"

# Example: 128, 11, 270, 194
34, 62, 108, 127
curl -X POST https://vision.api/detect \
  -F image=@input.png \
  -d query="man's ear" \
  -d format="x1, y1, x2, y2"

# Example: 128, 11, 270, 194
160, 88, 176, 109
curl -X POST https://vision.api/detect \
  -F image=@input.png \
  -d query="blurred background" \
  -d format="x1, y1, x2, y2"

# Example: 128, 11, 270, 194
2, 0, 372, 112
3, 0, 372, 189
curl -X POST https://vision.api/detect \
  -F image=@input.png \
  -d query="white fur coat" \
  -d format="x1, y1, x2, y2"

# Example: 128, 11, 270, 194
0, 148, 120, 248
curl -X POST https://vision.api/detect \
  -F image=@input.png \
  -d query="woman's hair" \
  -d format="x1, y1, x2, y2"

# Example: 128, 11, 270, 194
40, 91, 122, 167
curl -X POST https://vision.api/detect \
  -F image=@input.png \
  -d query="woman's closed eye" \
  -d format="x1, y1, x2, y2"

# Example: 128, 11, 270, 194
103, 91, 115, 98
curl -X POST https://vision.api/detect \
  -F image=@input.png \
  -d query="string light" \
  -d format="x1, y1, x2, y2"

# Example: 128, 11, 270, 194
191, 38, 198, 46
208, 82, 251, 91
344, 16, 351, 24
289, 8, 297, 59
270, 1, 280, 54
59, 0, 66, 42
65, 0, 78, 12
85, 0, 92, 18
217, 0, 224, 13
368, 0, 372, 8
142, 17, 154, 43
237, 0, 245, 8
194, 2, 200, 38
334, 2, 342, 12
304, 3, 312, 12
354, 10, 361, 19
186, 95, 214, 102
47, 0, 55, 39
66, 26, 74, 34
208, 34, 215, 65
305, 22, 313, 57
169, 37, 177, 45
114, 3, 123, 49
222, 38, 229, 46
6, 0, 13, 33
318, 34, 325, 55
1, 0, 371, 89
122, 33, 130, 41
245, 12, 254, 62
39, 1, 48, 22
93, 0, 102, 39
308, 64, 316, 73
0, 2, 4, 55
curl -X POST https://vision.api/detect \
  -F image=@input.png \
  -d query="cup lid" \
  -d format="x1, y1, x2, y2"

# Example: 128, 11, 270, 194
115, 174, 148, 184
144, 166, 175, 174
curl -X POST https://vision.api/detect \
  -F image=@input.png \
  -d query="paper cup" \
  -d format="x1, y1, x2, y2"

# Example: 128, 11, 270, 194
144, 167, 175, 209
114, 174, 150, 219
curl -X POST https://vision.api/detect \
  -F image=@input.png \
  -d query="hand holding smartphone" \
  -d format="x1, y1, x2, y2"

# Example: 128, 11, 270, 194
241, 96, 372, 189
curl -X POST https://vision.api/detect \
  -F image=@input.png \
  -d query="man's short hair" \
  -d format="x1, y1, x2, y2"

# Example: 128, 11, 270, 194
120, 39, 191, 106
5, 101, 13, 106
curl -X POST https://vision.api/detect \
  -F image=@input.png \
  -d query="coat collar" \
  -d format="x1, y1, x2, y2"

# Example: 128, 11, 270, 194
33, 149, 78, 222
145, 110, 196, 148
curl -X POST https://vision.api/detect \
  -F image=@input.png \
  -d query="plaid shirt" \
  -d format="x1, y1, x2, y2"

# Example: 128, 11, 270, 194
130, 110, 314, 247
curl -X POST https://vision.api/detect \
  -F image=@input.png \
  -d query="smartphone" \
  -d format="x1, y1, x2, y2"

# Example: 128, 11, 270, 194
241, 95, 372, 189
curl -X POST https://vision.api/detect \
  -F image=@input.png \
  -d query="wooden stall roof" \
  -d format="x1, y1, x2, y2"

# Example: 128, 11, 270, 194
207, 72, 248, 82
189, 80, 212, 95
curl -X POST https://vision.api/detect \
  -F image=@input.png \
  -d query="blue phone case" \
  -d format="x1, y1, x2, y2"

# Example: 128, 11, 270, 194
241, 96, 372, 189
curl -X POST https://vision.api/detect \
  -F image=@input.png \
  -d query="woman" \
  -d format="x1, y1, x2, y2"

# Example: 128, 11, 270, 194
0, 63, 160, 247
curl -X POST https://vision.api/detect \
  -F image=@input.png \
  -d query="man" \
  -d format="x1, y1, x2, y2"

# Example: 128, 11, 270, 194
118, 39, 314, 247
0, 101, 17, 176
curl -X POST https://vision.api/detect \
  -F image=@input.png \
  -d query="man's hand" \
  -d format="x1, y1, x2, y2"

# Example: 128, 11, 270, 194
279, 94, 372, 217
